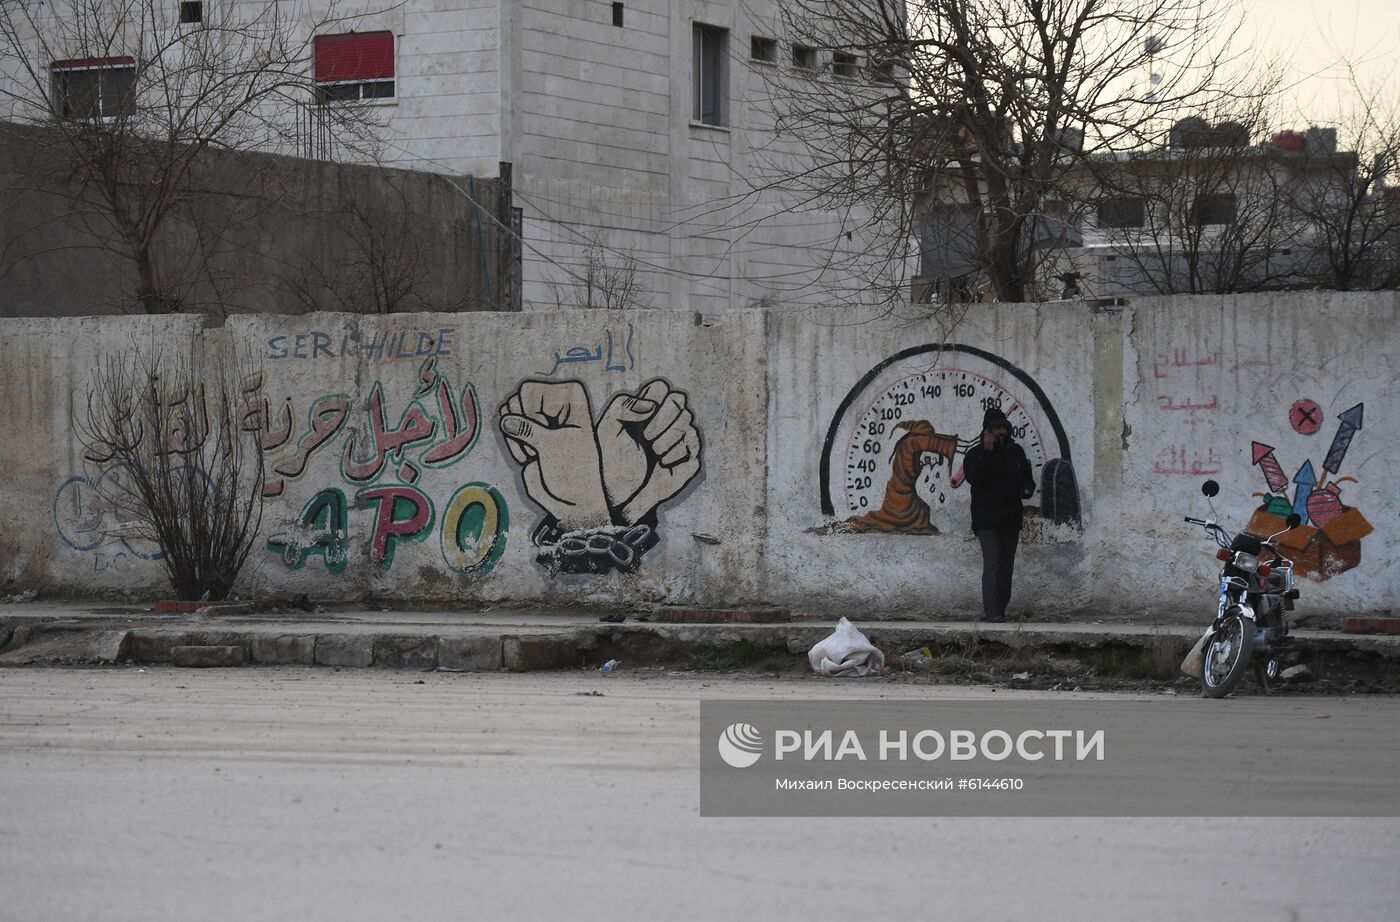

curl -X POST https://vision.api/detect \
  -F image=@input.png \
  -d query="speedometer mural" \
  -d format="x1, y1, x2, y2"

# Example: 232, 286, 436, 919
819, 344, 1081, 535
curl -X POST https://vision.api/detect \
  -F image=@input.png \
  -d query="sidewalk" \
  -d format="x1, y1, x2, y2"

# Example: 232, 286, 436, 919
3, 600, 1398, 676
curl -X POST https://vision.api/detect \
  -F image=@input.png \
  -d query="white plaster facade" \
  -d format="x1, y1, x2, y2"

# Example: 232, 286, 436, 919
1, 0, 898, 313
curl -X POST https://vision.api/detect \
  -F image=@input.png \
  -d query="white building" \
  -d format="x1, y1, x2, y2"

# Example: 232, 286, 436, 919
1, 0, 902, 313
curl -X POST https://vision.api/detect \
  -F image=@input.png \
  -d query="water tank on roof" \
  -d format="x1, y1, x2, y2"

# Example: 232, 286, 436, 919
1305, 127, 1337, 155
1170, 116, 1210, 148
1271, 131, 1306, 152
1215, 121, 1250, 146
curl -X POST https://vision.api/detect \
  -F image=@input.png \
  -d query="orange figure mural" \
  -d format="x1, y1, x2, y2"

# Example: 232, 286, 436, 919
843, 420, 960, 534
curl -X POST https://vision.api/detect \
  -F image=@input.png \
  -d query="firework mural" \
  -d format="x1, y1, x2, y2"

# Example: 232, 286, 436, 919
1246, 403, 1372, 582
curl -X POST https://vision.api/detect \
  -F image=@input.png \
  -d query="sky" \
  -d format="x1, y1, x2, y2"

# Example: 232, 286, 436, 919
1234, 0, 1398, 127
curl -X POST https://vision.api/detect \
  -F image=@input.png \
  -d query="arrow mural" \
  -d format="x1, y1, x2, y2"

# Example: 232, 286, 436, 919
1251, 441, 1288, 493
1291, 459, 1316, 524
1321, 403, 1363, 479
1242, 400, 1371, 583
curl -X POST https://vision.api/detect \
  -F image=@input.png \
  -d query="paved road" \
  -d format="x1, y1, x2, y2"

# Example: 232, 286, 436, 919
1, 668, 1397, 921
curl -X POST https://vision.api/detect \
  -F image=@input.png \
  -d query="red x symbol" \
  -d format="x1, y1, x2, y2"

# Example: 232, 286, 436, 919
1290, 399, 1322, 435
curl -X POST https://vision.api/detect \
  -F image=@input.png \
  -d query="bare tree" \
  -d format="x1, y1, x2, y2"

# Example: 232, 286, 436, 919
551, 235, 651, 310
1085, 96, 1311, 294
0, 0, 385, 314
283, 175, 434, 314
78, 344, 265, 601
1287, 67, 1400, 291
759, 0, 1245, 303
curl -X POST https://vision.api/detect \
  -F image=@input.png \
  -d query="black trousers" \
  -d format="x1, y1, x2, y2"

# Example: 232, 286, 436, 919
976, 528, 1020, 621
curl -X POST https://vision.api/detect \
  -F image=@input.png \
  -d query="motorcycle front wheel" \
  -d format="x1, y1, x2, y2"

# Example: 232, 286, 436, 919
1201, 612, 1254, 698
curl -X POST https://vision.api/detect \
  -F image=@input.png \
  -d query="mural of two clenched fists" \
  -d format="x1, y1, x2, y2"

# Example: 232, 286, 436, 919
498, 379, 702, 574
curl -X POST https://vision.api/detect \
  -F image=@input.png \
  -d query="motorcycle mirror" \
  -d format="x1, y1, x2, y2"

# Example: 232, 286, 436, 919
1285, 512, 1302, 529
1201, 480, 1220, 498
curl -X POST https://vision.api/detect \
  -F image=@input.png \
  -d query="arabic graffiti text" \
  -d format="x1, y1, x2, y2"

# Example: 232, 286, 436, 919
257, 358, 508, 577
1153, 444, 1222, 477
244, 357, 480, 498
541, 323, 637, 377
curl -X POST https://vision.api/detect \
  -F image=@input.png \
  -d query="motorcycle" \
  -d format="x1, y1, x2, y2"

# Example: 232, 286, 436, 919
1182, 479, 1303, 698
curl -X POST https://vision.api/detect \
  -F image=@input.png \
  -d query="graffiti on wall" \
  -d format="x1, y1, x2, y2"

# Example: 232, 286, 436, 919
255, 357, 508, 577
265, 326, 459, 363
818, 344, 1081, 535
54, 376, 222, 568
1150, 344, 1223, 476
498, 378, 701, 574
1245, 402, 1372, 582
54, 462, 165, 566
539, 323, 637, 377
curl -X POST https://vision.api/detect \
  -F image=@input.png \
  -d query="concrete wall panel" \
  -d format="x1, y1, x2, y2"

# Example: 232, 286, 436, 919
2, 293, 1394, 621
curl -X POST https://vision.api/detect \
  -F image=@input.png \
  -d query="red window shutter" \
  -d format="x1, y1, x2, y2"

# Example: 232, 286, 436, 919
314, 32, 394, 83
52, 56, 136, 70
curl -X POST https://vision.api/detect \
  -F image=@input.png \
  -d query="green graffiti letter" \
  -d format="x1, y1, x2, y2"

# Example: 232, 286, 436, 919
267, 488, 349, 573
441, 483, 508, 576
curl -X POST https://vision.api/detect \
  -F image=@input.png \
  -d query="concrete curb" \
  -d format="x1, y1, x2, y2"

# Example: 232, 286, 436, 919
1343, 616, 1400, 635
171, 645, 244, 668
1, 617, 1398, 680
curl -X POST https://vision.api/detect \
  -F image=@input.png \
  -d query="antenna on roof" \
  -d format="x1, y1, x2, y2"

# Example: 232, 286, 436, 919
1144, 36, 1167, 144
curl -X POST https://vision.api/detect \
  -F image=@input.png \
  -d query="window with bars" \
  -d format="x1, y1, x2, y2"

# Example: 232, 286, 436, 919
50, 57, 136, 120
314, 31, 395, 103
1190, 193, 1236, 226
832, 51, 858, 79
750, 36, 776, 64
1097, 197, 1146, 228
791, 44, 817, 71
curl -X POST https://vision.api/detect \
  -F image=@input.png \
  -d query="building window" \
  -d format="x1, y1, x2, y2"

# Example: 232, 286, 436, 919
179, 1, 202, 24
692, 24, 727, 126
792, 44, 817, 72
1097, 197, 1146, 228
871, 59, 897, 84
612, 3, 623, 27
314, 31, 395, 104
1190, 193, 1236, 226
50, 57, 136, 120
832, 51, 858, 79
750, 36, 776, 64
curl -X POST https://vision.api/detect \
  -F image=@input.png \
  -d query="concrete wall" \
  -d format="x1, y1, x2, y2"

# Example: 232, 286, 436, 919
0, 122, 514, 318
3, 292, 1395, 621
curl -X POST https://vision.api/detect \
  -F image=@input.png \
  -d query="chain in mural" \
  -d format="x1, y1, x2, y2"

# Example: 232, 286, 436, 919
1246, 402, 1372, 581
255, 357, 508, 577
819, 344, 1081, 536
497, 378, 702, 574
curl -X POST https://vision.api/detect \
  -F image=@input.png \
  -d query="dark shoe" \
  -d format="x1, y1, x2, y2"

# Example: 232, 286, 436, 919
981, 614, 1006, 623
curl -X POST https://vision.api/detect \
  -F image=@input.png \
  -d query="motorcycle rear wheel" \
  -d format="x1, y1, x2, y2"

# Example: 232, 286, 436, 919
1202, 613, 1254, 699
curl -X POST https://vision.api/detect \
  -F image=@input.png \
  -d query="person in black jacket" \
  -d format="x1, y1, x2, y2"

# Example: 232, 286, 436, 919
961, 408, 1035, 622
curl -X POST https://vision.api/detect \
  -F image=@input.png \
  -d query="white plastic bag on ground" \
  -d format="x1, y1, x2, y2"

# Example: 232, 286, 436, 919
1180, 628, 1210, 680
809, 617, 886, 677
